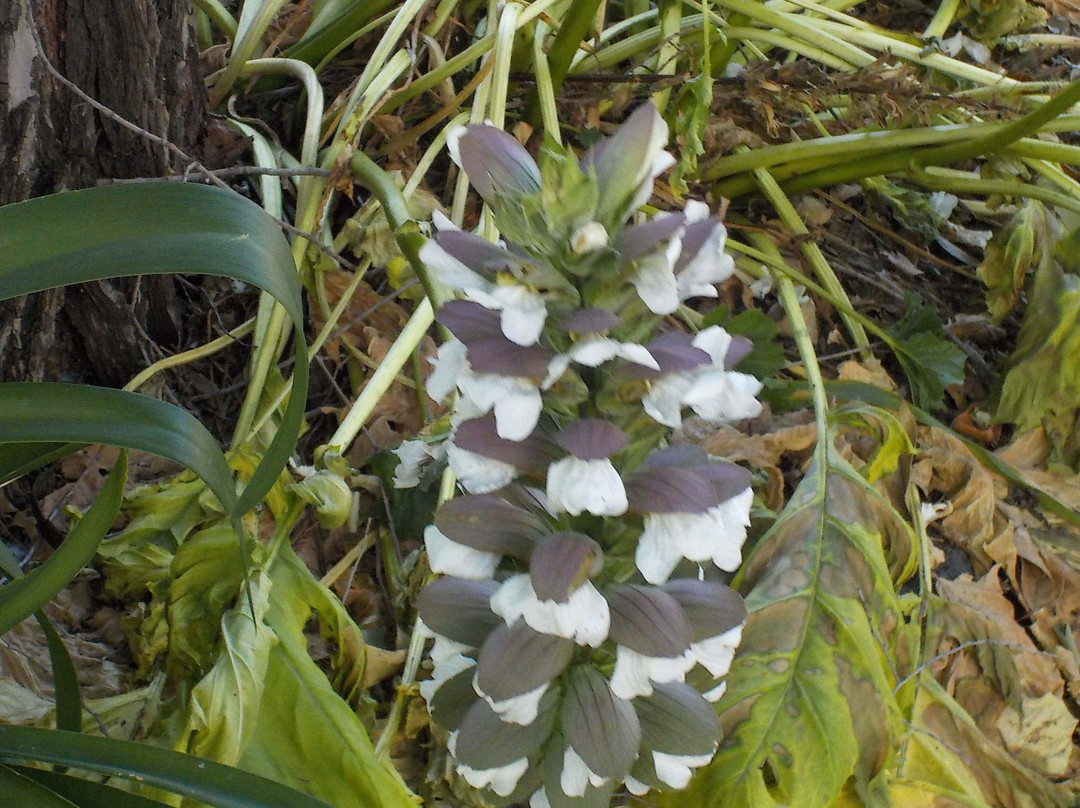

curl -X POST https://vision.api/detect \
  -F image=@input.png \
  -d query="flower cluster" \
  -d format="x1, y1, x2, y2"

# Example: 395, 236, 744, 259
400, 104, 762, 808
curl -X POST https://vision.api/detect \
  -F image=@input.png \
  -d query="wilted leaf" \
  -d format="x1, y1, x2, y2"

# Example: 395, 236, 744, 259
976, 201, 1053, 321
996, 256, 1080, 467
238, 546, 418, 807
669, 408, 916, 808
902, 675, 1074, 808
669, 72, 713, 197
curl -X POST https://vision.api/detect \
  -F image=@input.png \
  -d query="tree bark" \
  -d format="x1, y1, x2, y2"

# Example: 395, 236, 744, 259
0, 0, 207, 384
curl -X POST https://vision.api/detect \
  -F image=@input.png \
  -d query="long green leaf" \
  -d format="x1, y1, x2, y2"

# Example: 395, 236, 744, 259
0, 452, 126, 636
0, 726, 335, 808
0, 764, 77, 808
0, 182, 308, 516
0, 386, 235, 512
5, 766, 172, 808
0, 442, 83, 485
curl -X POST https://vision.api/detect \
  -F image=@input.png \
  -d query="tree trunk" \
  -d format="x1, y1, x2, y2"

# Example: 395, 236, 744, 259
0, 0, 207, 384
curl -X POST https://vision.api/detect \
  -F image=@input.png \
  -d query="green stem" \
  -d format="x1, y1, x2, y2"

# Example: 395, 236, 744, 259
533, 22, 562, 144
349, 151, 447, 311
652, 0, 683, 112
191, 0, 238, 40
775, 269, 829, 448
326, 299, 436, 453
749, 156, 870, 353
914, 75, 1080, 169
210, 0, 288, 101
525, 0, 604, 125
907, 165, 1080, 216
922, 0, 962, 38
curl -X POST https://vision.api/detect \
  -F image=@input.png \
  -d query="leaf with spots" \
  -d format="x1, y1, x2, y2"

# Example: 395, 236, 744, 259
666, 405, 918, 808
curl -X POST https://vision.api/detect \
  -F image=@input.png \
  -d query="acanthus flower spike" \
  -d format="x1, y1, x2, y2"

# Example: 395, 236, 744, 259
409, 103, 763, 805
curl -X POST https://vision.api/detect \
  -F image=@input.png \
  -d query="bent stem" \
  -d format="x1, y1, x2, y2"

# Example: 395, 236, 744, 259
749, 155, 871, 354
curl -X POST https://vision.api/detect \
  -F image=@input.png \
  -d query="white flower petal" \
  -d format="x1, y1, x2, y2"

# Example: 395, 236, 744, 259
684, 200, 710, 223
652, 751, 714, 790
609, 646, 695, 700
691, 624, 743, 678
641, 375, 693, 428
568, 337, 659, 370
392, 440, 430, 488
458, 756, 531, 796
530, 787, 553, 808
458, 374, 543, 441
478, 680, 549, 725
630, 251, 679, 315
490, 575, 610, 647
419, 635, 476, 703
676, 227, 734, 301
427, 339, 468, 402
625, 775, 651, 796
561, 745, 608, 797
546, 457, 627, 516
706, 488, 754, 571
634, 524, 686, 585
424, 524, 500, 580
571, 221, 610, 254
446, 442, 518, 494
702, 681, 728, 703
690, 325, 732, 365
543, 354, 572, 388
419, 240, 491, 294
682, 368, 763, 425
491, 286, 547, 346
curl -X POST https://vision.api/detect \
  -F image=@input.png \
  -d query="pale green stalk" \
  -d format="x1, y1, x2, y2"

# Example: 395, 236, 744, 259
403, 112, 473, 199
774, 260, 829, 444
384, 0, 564, 113
230, 57, 326, 451
720, 25, 858, 69
488, 1, 523, 131
809, 18, 1024, 88
213, 0, 288, 99
749, 153, 870, 353
908, 166, 1080, 216
922, 0, 962, 39
533, 22, 562, 144
1022, 157, 1080, 196
334, 0, 432, 141
243, 256, 378, 442
327, 299, 436, 452
652, 0, 683, 112
191, 0, 238, 38
313, 10, 401, 74
712, 0, 876, 67
240, 58, 324, 215
125, 319, 256, 393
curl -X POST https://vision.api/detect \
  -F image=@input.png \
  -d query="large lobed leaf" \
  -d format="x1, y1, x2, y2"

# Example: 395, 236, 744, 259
668, 409, 917, 808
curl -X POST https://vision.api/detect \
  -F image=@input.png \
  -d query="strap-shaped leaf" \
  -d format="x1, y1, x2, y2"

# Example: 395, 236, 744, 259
0, 182, 308, 516
0, 442, 82, 485
0, 451, 126, 636
0, 726, 335, 808
0, 764, 77, 807
6, 765, 171, 807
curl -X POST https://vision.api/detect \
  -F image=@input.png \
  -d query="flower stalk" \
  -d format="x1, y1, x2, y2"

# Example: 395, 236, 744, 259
397, 105, 765, 806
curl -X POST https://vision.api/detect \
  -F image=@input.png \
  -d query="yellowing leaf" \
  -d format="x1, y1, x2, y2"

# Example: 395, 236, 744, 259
237, 546, 418, 808
669, 409, 917, 808
902, 676, 1075, 808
